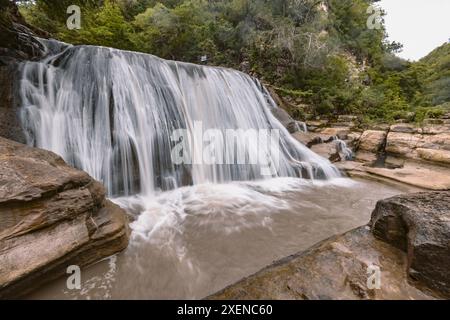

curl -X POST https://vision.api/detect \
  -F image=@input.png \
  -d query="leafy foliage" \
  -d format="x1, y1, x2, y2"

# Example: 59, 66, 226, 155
16, 0, 450, 122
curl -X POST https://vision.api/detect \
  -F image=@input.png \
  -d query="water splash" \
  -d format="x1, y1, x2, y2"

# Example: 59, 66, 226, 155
334, 137, 354, 161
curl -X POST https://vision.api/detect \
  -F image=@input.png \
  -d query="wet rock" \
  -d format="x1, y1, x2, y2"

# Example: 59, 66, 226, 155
271, 108, 298, 133
209, 227, 435, 300
0, 137, 130, 298
370, 192, 450, 298
337, 160, 450, 191
292, 131, 334, 147
311, 143, 341, 163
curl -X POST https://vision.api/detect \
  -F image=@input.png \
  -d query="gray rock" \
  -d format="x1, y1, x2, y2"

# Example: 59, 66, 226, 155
271, 107, 301, 134
370, 191, 450, 298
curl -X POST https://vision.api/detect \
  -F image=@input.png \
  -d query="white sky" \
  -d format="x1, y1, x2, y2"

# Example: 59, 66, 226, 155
378, 0, 450, 61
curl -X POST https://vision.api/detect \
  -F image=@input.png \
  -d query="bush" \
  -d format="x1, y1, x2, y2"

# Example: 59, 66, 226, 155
414, 106, 447, 123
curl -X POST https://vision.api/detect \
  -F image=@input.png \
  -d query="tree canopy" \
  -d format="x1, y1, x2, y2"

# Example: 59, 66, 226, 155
16, 0, 450, 123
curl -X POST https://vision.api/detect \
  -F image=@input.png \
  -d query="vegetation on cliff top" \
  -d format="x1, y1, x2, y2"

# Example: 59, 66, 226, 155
14, 0, 450, 123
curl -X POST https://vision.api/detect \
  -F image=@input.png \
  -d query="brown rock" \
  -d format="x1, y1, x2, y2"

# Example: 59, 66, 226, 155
385, 132, 422, 156
311, 143, 341, 163
0, 137, 130, 298
358, 130, 387, 153
420, 133, 450, 150
370, 192, 450, 298
320, 127, 351, 140
416, 148, 450, 165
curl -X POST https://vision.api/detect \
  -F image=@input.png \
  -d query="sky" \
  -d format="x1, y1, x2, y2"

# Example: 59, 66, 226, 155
378, 0, 450, 61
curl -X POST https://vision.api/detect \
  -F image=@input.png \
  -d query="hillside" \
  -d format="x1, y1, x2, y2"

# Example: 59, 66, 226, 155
14, 0, 449, 124
419, 43, 450, 106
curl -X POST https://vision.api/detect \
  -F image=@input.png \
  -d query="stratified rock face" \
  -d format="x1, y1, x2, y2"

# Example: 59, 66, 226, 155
0, 137, 129, 298
386, 125, 450, 166
370, 192, 450, 298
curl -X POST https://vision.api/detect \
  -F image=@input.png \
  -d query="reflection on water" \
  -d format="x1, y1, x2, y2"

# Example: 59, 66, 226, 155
29, 178, 404, 300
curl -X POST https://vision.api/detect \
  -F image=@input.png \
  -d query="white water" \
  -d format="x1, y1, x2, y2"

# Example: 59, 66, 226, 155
19, 39, 339, 197
28, 177, 405, 299
334, 137, 354, 161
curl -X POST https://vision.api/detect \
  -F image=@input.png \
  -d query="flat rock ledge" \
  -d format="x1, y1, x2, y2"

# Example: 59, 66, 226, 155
209, 192, 450, 300
0, 137, 130, 298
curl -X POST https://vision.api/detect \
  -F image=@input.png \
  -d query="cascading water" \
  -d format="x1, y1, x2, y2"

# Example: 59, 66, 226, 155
19, 39, 339, 197
332, 136, 354, 161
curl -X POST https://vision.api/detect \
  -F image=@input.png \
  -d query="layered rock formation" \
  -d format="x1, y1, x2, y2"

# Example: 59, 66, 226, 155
0, 137, 130, 298
209, 191, 449, 300
290, 115, 450, 191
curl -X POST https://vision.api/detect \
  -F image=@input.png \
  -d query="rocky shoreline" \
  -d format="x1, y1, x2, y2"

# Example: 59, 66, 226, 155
209, 191, 450, 300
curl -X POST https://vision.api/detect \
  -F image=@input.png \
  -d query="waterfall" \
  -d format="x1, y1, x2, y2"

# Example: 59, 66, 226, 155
19, 39, 339, 197
334, 137, 354, 161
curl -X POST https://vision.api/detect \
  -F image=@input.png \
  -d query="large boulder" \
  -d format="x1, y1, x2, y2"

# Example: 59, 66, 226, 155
358, 130, 387, 153
0, 137, 130, 298
370, 192, 450, 298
